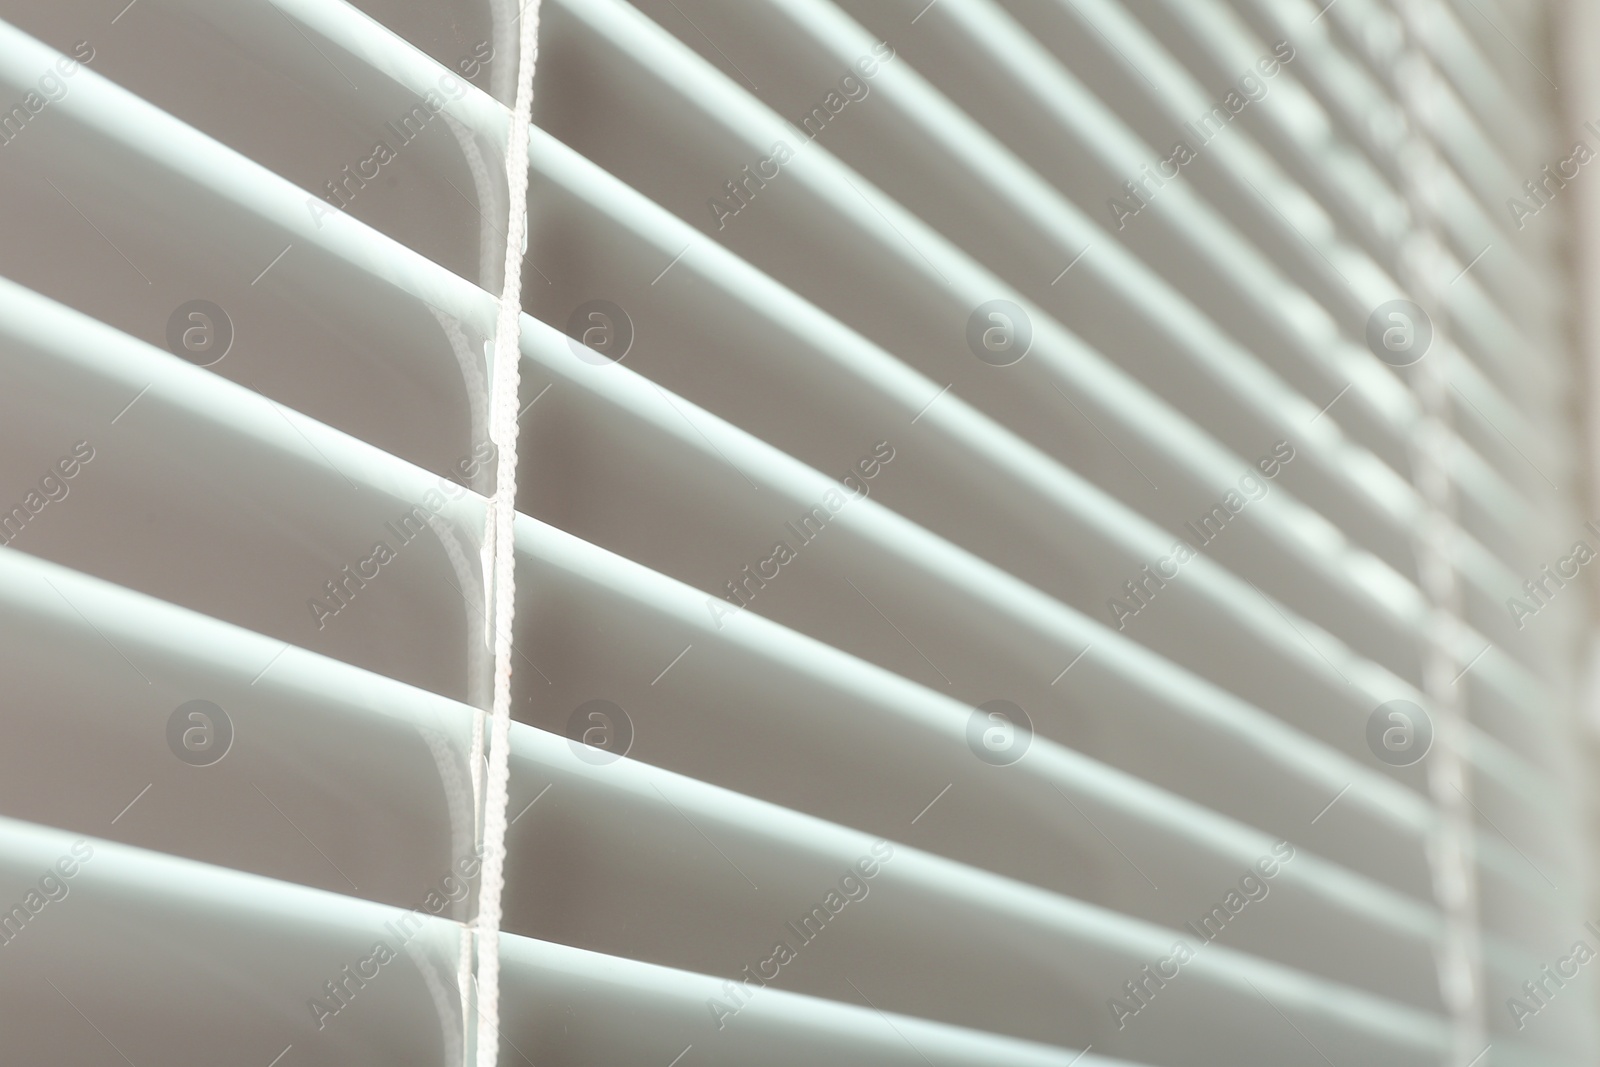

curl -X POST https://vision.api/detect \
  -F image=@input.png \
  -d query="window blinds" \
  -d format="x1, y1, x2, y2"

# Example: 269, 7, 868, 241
0, 0, 1589, 1065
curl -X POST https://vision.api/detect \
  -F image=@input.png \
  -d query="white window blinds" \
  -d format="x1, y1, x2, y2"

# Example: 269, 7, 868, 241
0, 0, 1590, 1065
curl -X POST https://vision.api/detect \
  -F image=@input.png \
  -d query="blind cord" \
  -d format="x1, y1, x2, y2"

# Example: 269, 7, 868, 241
473, 3, 542, 1065
1391, 16, 1486, 1064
